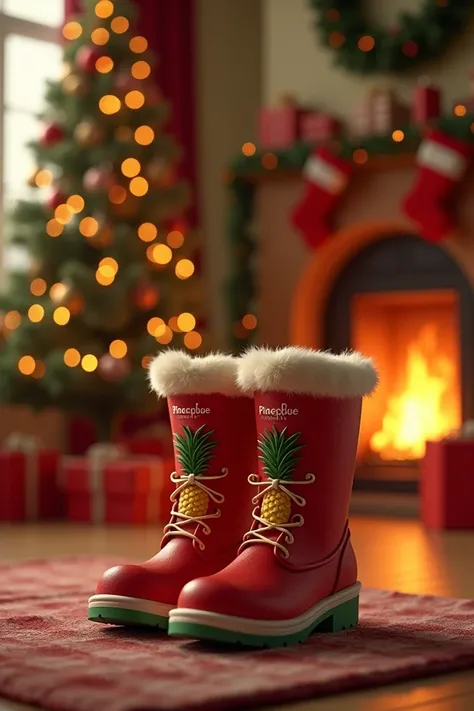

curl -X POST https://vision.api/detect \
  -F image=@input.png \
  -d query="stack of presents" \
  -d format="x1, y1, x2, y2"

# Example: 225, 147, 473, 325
0, 421, 175, 525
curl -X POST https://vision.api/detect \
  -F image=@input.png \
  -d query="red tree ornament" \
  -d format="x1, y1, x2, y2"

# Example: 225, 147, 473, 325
133, 281, 159, 310
47, 189, 66, 212
83, 165, 115, 192
76, 45, 103, 73
41, 123, 64, 146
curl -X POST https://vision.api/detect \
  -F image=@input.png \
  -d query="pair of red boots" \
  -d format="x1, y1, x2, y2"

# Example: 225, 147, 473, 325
88, 346, 377, 647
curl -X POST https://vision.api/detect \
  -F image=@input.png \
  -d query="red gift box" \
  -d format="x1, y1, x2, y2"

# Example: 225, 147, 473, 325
412, 82, 441, 124
259, 97, 306, 149
300, 112, 341, 143
62, 454, 175, 524
421, 439, 474, 529
353, 89, 408, 136
0, 447, 61, 522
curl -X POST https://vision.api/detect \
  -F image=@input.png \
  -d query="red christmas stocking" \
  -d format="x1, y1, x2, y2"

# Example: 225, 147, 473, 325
403, 129, 471, 242
290, 146, 353, 248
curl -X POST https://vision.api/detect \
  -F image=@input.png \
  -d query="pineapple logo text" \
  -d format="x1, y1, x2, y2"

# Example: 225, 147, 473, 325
172, 404, 211, 419
258, 403, 299, 421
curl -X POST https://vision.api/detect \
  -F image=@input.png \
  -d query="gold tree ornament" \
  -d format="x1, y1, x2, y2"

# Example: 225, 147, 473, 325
63, 73, 88, 96
74, 120, 104, 147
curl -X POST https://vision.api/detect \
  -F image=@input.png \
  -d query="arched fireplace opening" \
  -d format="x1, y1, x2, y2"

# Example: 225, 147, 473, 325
324, 234, 474, 493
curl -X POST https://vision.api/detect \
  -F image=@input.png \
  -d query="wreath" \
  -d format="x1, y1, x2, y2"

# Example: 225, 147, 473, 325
309, 0, 471, 75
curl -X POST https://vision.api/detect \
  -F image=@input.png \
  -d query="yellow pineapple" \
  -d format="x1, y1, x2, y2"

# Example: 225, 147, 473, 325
174, 424, 217, 518
258, 426, 304, 525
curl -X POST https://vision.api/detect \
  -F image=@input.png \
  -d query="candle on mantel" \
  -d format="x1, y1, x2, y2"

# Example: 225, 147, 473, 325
412, 76, 441, 124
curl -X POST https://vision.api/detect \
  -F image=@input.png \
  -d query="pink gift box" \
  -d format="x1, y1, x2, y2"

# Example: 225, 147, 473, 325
300, 113, 341, 143
259, 104, 306, 149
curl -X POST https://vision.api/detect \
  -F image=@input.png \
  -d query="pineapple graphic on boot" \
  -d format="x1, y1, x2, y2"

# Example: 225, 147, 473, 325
88, 351, 256, 628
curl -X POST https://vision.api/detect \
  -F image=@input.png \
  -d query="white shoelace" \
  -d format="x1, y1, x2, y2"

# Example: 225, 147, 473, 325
163, 468, 228, 550
240, 472, 316, 558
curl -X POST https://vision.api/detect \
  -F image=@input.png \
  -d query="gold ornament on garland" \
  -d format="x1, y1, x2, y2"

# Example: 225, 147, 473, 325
74, 120, 104, 147
63, 73, 88, 96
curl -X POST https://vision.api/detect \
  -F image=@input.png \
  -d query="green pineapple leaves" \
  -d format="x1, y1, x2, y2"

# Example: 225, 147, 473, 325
258, 426, 304, 481
174, 424, 217, 477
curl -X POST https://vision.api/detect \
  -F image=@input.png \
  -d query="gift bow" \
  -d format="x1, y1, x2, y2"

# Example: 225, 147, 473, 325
3, 433, 43, 519
86, 442, 128, 524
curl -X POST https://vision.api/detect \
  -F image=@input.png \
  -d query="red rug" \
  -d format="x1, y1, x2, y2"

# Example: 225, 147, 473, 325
1, 557, 474, 711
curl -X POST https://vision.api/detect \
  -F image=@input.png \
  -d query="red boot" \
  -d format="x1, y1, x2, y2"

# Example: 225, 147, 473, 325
168, 347, 378, 646
88, 351, 255, 628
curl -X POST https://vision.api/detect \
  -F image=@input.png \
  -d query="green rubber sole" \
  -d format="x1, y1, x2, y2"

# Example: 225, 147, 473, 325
168, 596, 358, 648
88, 606, 169, 629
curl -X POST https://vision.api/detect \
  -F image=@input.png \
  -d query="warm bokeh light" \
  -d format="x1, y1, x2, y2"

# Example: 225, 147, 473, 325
96, 56, 114, 73
177, 312, 196, 332
167, 230, 184, 248
329, 31, 345, 48
175, 259, 195, 280
79, 217, 99, 237
129, 36, 148, 53
91, 28, 110, 45
97, 265, 115, 279
111, 16, 129, 33
149, 243, 172, 264
125, 90, 145, 109
99, 257, 119, 273
156, 325, 173, 344
131, 61, 151, 80
53, 306, 71, 326
326, 8, 340, 20
108, 185, 127, 204
4, 311, 21, 330
30, 278, 47, 296
358, 35, 375, 52
81, 354, 98, 372
32, 361, 46, 380
242, 142, 256, 156
168, 316, 181, 332
54, 204, 73, 225
46, 219, 63, 237
67, 194, 85, 213
99, 95, 121, 115
95, 0, 114, 18
392, 129, 405, 143
184, 331, 202, 350
64, 348, 81, 367
147, 317, 164, 336
129, 177, 148, 196
49, 282, 68, 302
138, 223, 157, 242
62, 21, 82, 40
353, 148, 368, 165
261, 152, 278, 170
141, 354, 152, 368
28, 304, 45, 323
109, 339, 127, 358
242, 313, 257, 330
96, 270, 115, 286
454, 104, 467, 117
18, 355, 36, 376
121, 158, 141, 177
34, 169, 53, 187
134, 125, 154, 146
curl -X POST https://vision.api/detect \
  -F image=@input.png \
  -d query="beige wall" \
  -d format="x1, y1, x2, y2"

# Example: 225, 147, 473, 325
196, 0, 262, 348
262, 0, 474, 116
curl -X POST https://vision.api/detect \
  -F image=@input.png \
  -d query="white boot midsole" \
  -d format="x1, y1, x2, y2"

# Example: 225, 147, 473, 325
169, 582, 361, 637
88, 594, 173, 617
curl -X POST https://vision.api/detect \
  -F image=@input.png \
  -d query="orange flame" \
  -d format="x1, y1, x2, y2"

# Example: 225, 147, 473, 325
370, 324, 459, 460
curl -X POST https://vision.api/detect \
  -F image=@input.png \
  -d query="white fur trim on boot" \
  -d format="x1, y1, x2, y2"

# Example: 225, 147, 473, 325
237, 347, 378, 398
148, 350, 241, 397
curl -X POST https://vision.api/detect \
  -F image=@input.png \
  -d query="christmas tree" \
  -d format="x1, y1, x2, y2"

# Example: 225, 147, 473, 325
0, 0, 202, 441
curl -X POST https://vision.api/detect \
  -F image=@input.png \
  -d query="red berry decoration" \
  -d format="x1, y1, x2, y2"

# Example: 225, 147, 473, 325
41, 123, 64, 146
76, 45, 103, 73
47, 189, 66, 212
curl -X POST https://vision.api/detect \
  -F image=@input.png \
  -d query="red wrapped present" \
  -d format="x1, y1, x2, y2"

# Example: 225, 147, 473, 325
116, 421, 173, 457
62, 444, 175, 524
259, 94, 306, 149
353, 88, 409, 136
0, 434, 61, 521
412, 80, 441, 124
421, 436, 474, 529
300, 112, 341, 143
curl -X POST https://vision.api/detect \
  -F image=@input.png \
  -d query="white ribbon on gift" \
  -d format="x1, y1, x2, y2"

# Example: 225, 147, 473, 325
86, 442, 128, 524
3, 433, 42, 520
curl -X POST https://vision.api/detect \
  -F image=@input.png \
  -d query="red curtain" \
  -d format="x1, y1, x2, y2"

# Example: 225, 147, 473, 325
64, 0, 197, 451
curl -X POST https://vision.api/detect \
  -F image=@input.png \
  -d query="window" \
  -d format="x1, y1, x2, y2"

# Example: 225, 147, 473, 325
0, 0, 64, 268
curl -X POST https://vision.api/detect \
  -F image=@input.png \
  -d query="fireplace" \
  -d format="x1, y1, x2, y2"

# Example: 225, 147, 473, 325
324, 234, 474, 493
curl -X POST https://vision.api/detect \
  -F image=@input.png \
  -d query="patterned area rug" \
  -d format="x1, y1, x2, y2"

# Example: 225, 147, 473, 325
1, 557, 474, 711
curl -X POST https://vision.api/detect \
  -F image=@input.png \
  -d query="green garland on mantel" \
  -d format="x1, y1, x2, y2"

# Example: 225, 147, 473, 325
225, 113, 474, 351
309, 0, 471, 76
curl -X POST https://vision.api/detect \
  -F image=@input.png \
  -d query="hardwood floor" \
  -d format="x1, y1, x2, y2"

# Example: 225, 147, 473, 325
2, 516, 474, 711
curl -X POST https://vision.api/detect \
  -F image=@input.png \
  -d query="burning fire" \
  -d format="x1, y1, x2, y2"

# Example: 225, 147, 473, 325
370, 324, 459, 460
